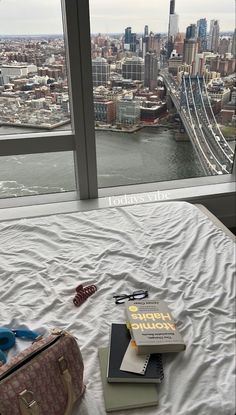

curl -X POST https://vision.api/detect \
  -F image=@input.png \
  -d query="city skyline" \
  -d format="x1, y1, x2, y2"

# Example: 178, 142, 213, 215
0, 0, 235, 35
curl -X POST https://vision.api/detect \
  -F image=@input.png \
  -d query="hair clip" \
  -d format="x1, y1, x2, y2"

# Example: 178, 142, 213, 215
73, 284, 97, 307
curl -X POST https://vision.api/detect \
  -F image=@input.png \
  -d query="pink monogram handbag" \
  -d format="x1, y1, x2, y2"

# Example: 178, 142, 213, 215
0, 330, 85, 415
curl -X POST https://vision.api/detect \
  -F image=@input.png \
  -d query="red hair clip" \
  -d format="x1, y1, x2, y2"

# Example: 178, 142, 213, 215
73, 284, 97, 307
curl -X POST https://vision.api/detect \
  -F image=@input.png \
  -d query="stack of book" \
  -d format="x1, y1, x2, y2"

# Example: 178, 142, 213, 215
98, 299, 186, 412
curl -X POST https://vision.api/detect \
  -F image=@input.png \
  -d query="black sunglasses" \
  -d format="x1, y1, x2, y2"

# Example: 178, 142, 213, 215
113, 290, 148, 304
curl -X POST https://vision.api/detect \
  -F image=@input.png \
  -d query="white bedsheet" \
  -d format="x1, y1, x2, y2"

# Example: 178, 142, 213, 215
0, 201, 235, 415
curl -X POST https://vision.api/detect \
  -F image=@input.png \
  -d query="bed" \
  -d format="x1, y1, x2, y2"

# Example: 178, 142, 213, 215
0, 201, 235, 415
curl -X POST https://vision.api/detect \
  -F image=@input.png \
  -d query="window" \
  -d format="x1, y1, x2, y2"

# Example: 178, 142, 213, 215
0, 0, 235, 205
0, 0, 98, 200
89, 0, 235, 189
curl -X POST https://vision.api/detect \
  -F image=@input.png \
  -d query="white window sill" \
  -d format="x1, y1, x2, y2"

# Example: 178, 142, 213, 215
0, 178, 235, 227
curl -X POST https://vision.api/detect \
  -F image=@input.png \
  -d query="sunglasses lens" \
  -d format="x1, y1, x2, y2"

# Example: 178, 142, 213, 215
115, 294, 128, 304
116, 297, 126, 304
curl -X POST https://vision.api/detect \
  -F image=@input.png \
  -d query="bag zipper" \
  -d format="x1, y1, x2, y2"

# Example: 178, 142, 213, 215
0, 331, 65, 382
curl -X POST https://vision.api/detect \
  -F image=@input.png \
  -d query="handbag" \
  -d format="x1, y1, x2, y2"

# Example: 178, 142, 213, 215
0, 329, 85, 415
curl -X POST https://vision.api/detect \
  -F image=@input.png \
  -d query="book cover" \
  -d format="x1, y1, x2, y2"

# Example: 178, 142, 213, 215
125, 300, 186, 354
98, 347, 159, 412
107, 323, 164, 383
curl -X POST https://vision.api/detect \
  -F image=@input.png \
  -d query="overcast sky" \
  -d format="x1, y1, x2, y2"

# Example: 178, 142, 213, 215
0, 0, 234, 35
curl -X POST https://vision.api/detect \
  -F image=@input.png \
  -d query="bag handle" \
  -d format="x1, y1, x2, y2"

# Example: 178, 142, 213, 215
19, 356, 76, 415
58, 356, 77, 415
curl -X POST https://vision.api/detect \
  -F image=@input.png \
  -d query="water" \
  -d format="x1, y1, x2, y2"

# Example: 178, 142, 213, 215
96, 127, 204, 187
0, 125, 206, 198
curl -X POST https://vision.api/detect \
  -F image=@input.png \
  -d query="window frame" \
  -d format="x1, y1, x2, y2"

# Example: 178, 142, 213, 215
0, 0, 235, 208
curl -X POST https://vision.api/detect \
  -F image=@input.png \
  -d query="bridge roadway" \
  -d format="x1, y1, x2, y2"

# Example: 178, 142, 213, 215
160, 69, 234, 175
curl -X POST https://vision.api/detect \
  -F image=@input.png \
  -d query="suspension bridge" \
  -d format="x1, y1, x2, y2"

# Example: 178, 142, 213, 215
160, 69, 234, 175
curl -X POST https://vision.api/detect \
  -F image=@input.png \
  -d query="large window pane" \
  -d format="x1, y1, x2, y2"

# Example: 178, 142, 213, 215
0, 0, 71, 134
0, 152, 76, 198
0, 1, 77, 200
89, 0, 235, 188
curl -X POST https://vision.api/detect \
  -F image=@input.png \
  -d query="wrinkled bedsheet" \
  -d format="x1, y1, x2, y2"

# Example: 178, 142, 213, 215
0, 201, 235, 415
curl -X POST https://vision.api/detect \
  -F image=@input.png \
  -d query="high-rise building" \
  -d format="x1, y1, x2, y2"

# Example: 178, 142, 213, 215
197, 18, 207, 52
192, 53, 206, 76
208, 55, 236, 76
144, 52, 159, 90
186, 24, 197, 40
208, 20, 220, 53
174, 32, 185, 55
124, 27, 137, 52
148, 33, 161, 55
144, 25, 149, 37
183, 39, 198, 67
130, 33, 137, 52
92, 57, 110, 87
142, 33, 161, 58
125, 27, 132, 45
142, 36, 148, 58
167, 0, 179, 57
218, 38, 231, 56
122, 57, 145, 81
169, 14, 179, 38
170, 0, 175, 15
231, 29, 236, 57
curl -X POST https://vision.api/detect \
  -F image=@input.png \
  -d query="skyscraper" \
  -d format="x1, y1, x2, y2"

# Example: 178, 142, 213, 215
144, 25, 149, 37
148, 33, 161, 55
130, 33, 137, 52
208, 20, 220, 53
186, 24, 197, 40
124, 27, 137, 52
167, 0, 179, 57
169, 15, 179, 38
125, 27, 132, 45
197, 18, 207, 52
183, 39, 198, 67
231, 29, 236, 57
144, 52, 159, 90
169, 0, 175, 15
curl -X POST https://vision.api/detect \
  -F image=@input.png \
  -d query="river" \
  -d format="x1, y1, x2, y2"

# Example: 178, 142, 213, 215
0, 125, 207, 198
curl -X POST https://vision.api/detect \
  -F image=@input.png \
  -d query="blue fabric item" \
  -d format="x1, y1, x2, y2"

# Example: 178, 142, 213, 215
13, 329, 39, 340
0, 328, 15, 351
0, 328, 40, 361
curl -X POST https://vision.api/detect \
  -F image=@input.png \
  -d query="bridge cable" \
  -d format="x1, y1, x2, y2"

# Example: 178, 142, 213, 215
188, 74, 229, 174
183, 75, 218, 175
202, 76, 234, 155
196, 76, 233, 165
